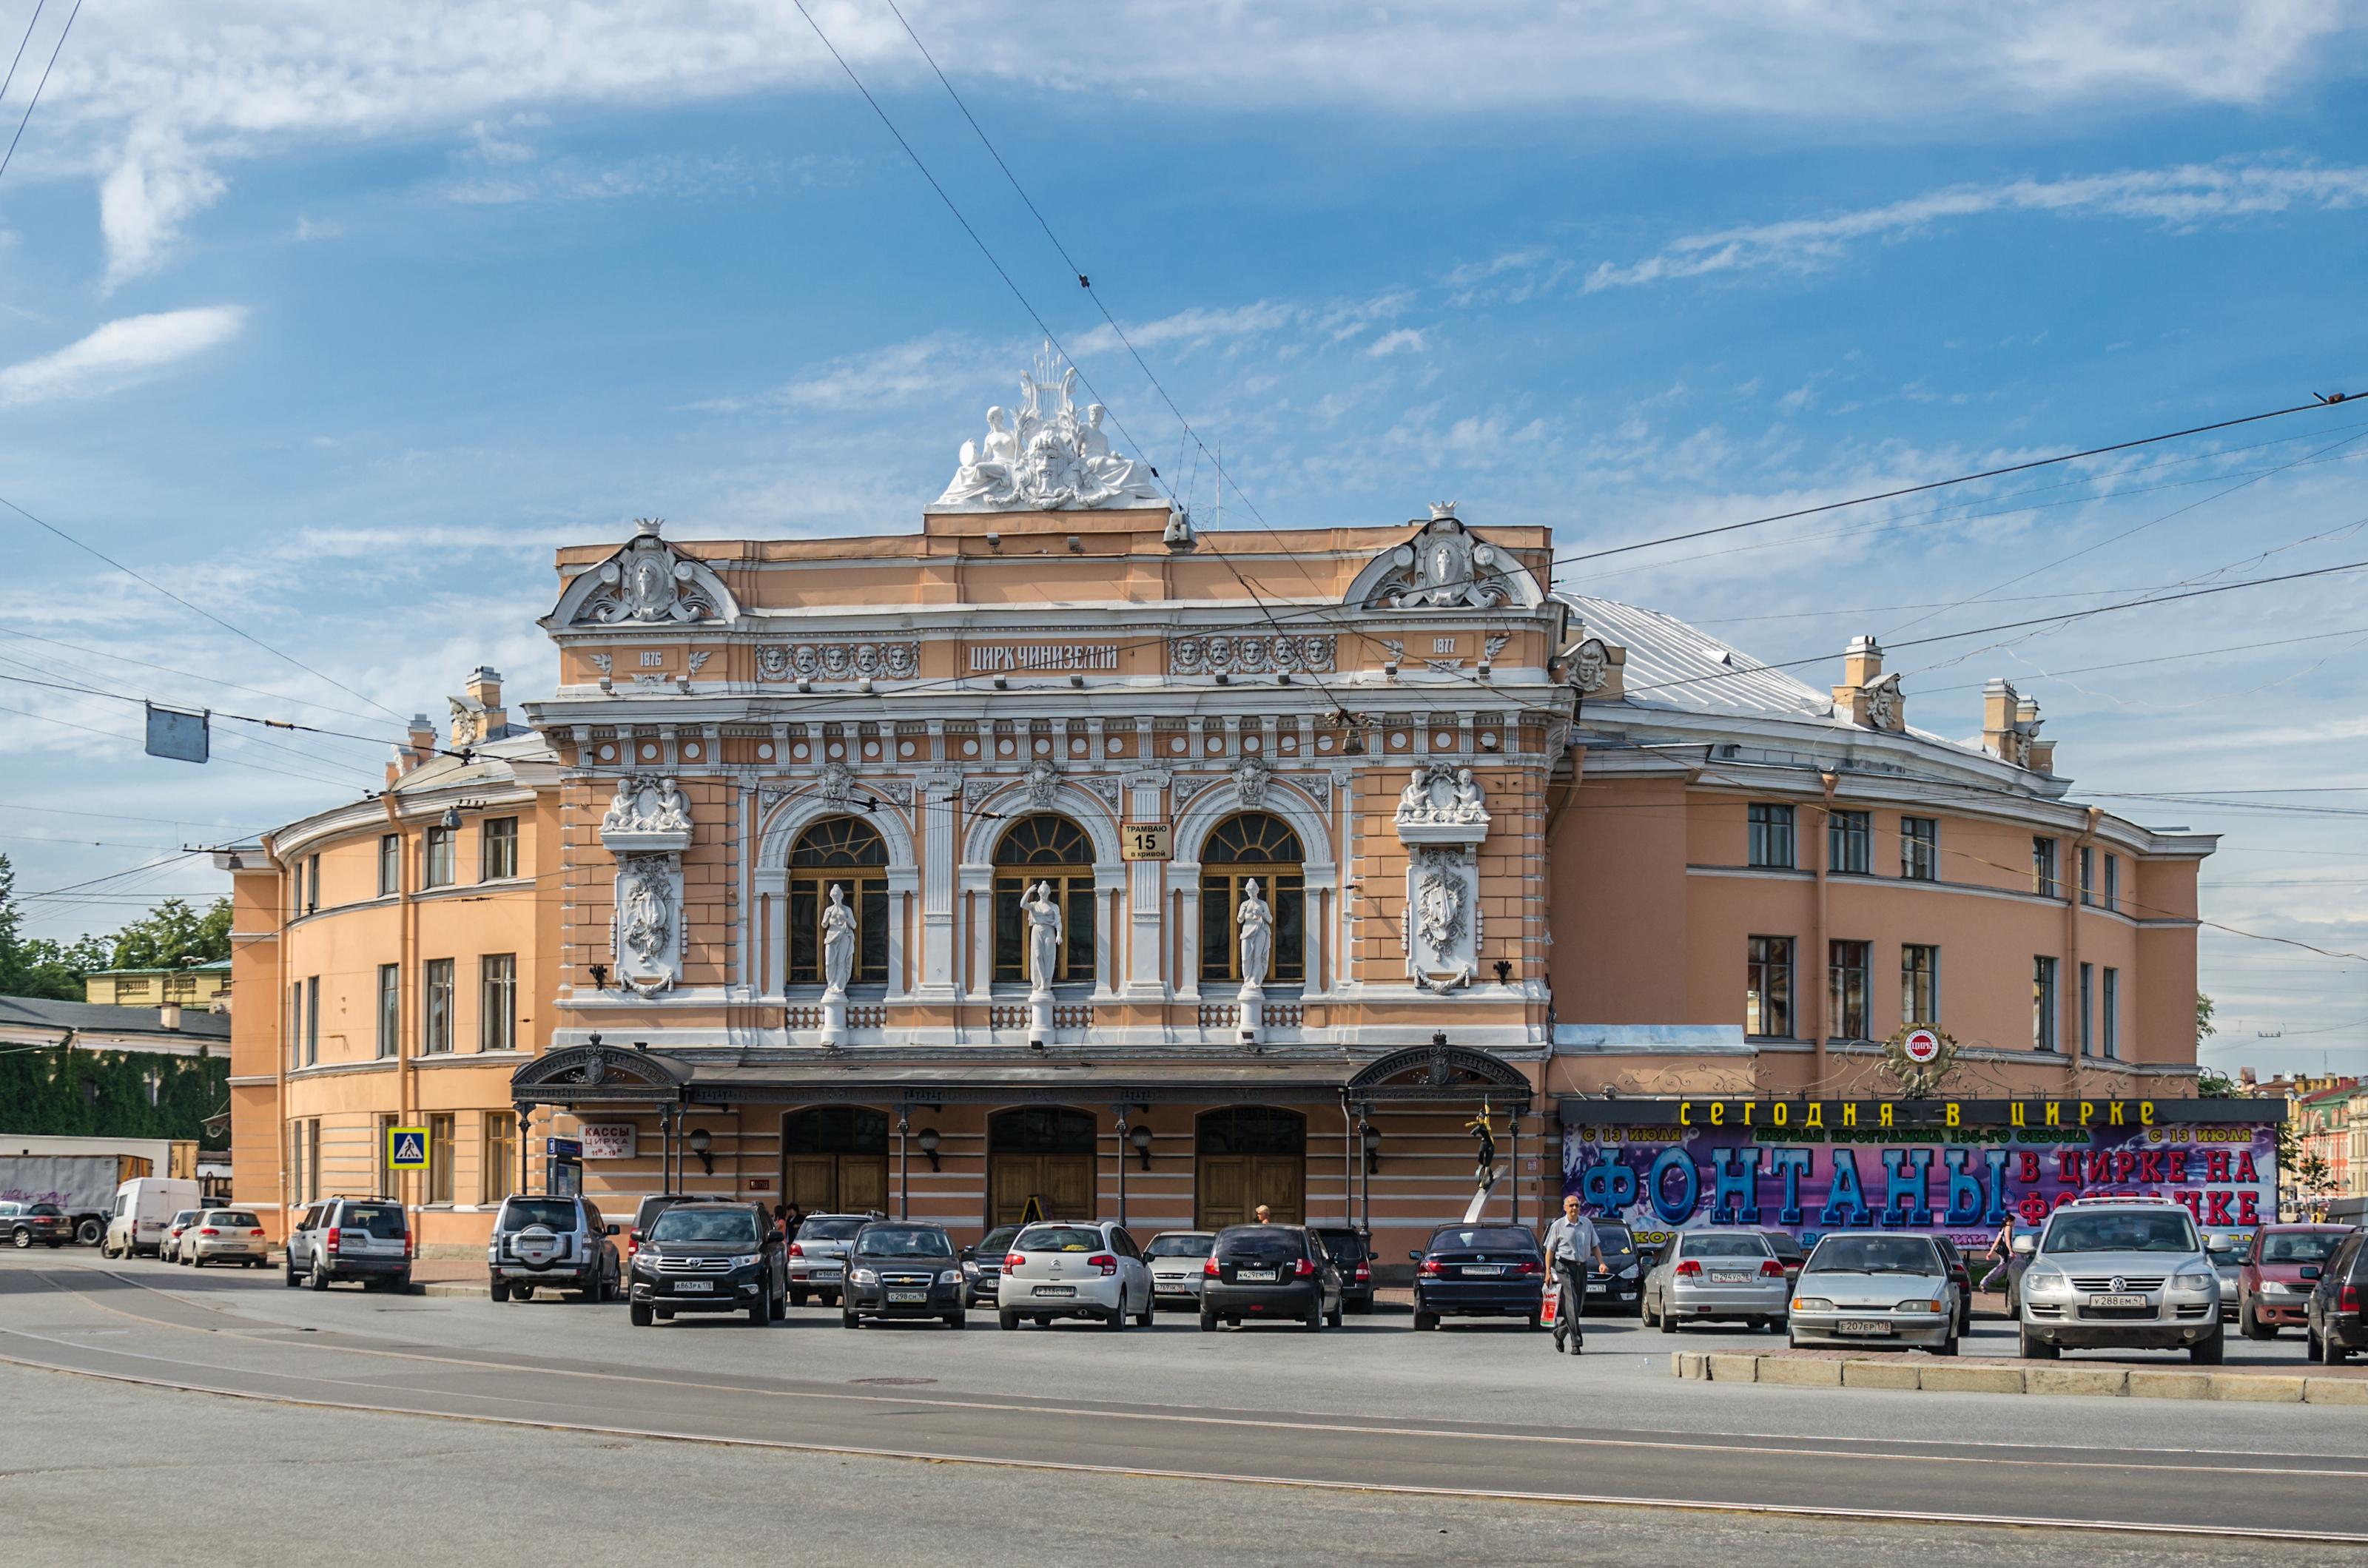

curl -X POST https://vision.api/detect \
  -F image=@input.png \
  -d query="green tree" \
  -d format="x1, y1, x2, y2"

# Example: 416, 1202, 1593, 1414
0, 855, 229, 1001
105, 895, 232, 970
0, 854, 102, 1000
2196, 1067, 2236, 1097
2196, 992, 2217, 1043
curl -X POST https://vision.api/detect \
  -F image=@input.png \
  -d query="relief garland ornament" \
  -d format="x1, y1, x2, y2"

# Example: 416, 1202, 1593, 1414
1882, 1024, 1960, 1099
576, 519, 718, 625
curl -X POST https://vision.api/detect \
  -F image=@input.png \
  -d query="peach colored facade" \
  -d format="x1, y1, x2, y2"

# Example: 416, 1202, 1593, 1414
226, 484, 2213, 1262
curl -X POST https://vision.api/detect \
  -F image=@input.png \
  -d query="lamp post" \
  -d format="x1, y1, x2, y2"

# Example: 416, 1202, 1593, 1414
918, 1126, 942, 1172
687, 1126, 713, 1179
1359, 1118, 1379, 1233
896, 1111, 910, 1219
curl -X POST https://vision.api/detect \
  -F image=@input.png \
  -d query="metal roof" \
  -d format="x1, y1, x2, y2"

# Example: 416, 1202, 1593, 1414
0, 995, 230, 1040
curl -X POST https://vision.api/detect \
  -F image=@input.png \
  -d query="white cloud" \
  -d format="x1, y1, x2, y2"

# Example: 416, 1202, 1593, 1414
1365, 327, 1426, 357
21, 2, 2359, 282
1068, 301, 1296, 357
0, 307, 246, 407
1586, 158, 2368, 291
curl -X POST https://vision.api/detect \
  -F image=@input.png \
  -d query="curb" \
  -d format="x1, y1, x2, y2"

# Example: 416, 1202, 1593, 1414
1672, 1350, 2368, 1403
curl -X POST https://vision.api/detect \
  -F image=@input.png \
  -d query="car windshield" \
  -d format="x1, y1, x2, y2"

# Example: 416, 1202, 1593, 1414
976, 1225, 1020, 1254
1760, 1232, 1805, 1261
1144, 1234, 1215, 1259
2043, 1211, 2199, 1255
650, 1208, 760, 1246
1595, 1226, 1636, 1259
1016, 1225, 1104, 1254
205, 1211, 260, 1227
1214, 1227, 1307, 1262
30, 1204, 63, 1217
501, 1198, 579, 1231
855, 1226, 952, 1258
1427, 1227, 1538, 1254
797, 1217, 867, 1241
1807, 1236, 1942, 1275
170, 1212, 199, 1226
2262, 1232, 2345, 1265
1680, 1234, 1772, 1259
636, 1197, 684, 1229
1313, 1230, 1368, 1261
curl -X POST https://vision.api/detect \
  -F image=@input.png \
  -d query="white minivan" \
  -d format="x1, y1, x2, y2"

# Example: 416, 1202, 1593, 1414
102, 1177, 206, 1259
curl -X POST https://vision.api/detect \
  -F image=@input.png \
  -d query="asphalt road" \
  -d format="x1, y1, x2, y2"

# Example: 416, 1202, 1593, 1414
5, 1251, 2366, 1564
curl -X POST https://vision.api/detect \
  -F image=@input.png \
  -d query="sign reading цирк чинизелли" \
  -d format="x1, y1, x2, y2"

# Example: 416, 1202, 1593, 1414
967, 643, 1120, 673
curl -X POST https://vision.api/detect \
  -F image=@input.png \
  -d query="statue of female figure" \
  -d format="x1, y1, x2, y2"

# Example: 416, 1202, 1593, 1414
1236, 877, 1273, 989
1024, 881, 1063, 993
819, 883, 857, 995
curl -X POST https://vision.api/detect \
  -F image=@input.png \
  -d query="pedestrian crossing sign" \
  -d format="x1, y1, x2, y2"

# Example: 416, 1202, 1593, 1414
387, 1125, 429, 1171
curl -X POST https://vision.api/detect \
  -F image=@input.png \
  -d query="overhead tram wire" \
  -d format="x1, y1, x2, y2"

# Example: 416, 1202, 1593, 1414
0, 0, 74, 187
0, 0, 47, 115
0, 491, 409, 724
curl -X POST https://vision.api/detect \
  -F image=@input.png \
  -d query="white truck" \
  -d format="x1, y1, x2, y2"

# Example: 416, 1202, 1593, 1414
0, 1154, 142, 1246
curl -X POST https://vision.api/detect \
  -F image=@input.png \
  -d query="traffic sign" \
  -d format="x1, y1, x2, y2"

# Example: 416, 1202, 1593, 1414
386, 1125, 429, 1171
1902, 1028, 1942, 1065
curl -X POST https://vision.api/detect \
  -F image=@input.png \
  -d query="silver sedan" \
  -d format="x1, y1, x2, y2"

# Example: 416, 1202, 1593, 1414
1643, 1228, 1791, 1333
1787, 1233, 1960, 1353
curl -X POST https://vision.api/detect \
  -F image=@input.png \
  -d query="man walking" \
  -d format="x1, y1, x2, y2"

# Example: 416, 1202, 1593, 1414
1543, 1194, 1604, 1354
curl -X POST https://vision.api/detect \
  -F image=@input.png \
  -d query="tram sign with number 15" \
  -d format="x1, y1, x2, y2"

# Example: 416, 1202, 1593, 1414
1121, 822, 1171, 861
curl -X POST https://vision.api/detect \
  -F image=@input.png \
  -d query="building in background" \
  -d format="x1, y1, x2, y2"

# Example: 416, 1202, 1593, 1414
223, 357, 2218, 1258
82, 960, 231, 1009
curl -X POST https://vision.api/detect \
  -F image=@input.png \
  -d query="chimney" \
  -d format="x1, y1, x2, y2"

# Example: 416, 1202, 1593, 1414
406, 713, 437, 773
158, 1002, 182, 1032
1842, 634, 1883, 688
1981, 679, 2024, 765
1832, 636, 1902, 730
467, 666, 505, 741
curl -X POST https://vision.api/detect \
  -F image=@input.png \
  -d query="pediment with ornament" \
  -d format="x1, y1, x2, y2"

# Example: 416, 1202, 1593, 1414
544, 519, 740, 630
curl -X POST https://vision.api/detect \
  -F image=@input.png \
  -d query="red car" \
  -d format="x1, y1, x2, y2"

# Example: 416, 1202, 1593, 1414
2237, 1224, 2355, 1339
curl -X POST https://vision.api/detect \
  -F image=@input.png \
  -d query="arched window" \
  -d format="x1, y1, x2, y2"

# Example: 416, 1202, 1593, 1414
787, 816, 889, 987
1200, 812, 1305, 984
993, 815, 1095, 985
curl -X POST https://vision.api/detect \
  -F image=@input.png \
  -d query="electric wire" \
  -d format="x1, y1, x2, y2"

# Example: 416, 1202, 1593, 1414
0, 0, 74, 187
0, 0, 47, 115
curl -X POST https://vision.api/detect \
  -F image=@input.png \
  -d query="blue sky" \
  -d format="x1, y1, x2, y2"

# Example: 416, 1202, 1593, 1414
4, 2, 2368, 1072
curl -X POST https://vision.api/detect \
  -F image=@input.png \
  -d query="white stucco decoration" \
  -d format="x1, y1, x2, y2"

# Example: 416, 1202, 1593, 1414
930, 343, 1166, 512
601, 773, 693, 997
1396, 764, 1488, 993
1345, 505, 1544, 612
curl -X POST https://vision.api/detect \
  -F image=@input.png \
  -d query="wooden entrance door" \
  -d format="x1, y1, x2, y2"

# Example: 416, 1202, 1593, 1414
781, 1107, 889, 1214
1196, 1106, 1306, 1228
987, 1107, 1097, 1226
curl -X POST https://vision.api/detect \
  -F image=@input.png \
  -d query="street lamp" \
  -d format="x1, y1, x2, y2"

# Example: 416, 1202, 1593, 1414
1128, 1123, 1154, 1171
687, 1126, 713, 1177
918, 1126, 942, 1172
1360, 1120, 1381, 1174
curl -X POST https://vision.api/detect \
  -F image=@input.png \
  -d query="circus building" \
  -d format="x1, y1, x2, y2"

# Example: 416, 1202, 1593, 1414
222, 355, 2217, 1260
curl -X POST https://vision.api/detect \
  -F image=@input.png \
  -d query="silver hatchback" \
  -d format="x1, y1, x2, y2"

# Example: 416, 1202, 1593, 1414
1644, 1228, 1790, 1333
1788, 1232, 1959, 1353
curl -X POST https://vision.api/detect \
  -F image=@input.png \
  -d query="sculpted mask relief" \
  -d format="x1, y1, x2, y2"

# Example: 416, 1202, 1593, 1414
574, 521, 718, 625
613, 855, 678, 997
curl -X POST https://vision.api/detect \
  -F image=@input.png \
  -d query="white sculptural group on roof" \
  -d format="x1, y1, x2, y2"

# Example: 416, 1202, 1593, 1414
932, 343, 1165, 512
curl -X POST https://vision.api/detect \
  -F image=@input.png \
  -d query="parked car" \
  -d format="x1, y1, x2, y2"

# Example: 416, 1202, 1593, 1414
183, 1209, 269, 1268
2204, 1230, 2251, 1322
1787, 1232, 1959, 1354
101, 1177, 205, 1259
487, 1194, 620, 1302
1588, 1222, 1644, 1315
2304, 1226, 2368, 1365
998, 1219, 1154, 1330
1407, 1222, 1542, 1331
2238, 1224, 2353, 1339
788, 1213, 876, 1307
284, 1197, 414, 1292
1, 1200, 72, 1249
958, 1224, 1023, 1308
1643, 1228, 1789, 1333
841, 1222, 966, 1328
1311, 1227, 1376, 1313
627, 1194, 693, 1269
1204, 1224, 1343, 1332
2014, 1197, 2223, 1362
1930, 1235, 1975, 1336
627, 1201, 787, 1327
158, 1210, 204, 1265
1757, 1228, 1806, 1288
1143, 1230, 1215, 1310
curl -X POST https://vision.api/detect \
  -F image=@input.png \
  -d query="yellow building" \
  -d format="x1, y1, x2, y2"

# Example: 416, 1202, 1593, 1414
84, 960, 230, 1009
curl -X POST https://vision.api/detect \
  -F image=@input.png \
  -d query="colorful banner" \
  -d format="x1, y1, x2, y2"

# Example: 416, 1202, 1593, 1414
1561, 1119, 2278, 1249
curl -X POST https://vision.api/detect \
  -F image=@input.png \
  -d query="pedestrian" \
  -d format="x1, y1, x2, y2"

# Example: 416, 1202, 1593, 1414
1254, 1204, 1272, 1224
772, 1202, 789, 1240
1541, 1194, 1604, 1355
1984, 1214, 2016, 1292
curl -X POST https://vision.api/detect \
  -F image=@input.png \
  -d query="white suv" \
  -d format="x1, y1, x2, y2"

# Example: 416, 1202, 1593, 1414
2016, 1197, 2224, 1363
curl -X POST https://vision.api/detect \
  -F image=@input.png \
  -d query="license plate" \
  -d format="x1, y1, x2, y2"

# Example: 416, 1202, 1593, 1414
887, 1291, 927, 1304
810, 1268, 842, 1282
2088, 1294, 2147, 1309
1464, 1265, 1506, 1276
1711, 1271, 1752, 1285
673, 1280, 714, 1293
1156, 1279, 1194, 1291
1035, 1285, 1075, 1297
1836, 1319, 1896, 1336
1237, 1269, 1276, 1282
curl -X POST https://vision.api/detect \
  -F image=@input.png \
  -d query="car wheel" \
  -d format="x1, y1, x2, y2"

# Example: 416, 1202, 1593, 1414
488, 1279, 510, 1302
1526, 1308, 1542, 1331
1302, 1296, 1322, 1333
512, 1285, 534, 1302
1107, 1305, 1127, 1332
2324, 1330, 2350, 1366
1656, 1302, 1677, 1335
1200, 1309, 1217, 1332
1328, 1302, 1344, 1329
1787, 1329, 1803, 1350
2241, 1301, 2277, 1341
283, 1258, 299, 1288
2017, 1324, 2058, 1361
2191, 1328, 2225, 1365
749, 1286, 773, 1328
1936, 1333, 1960, 1358
307, 1260, 329, 1291
2307, 1322, 2324, 1361
1137, 1303, 1155, 1328
821, 1291, 839, 1308
946, 1312, 966, 1330
841, 1308, 861, 1329
999, 1309, 1020, 1330
11, 1228, 30, 1249
630, 1303, 652, 1327
790, 1288, 808, 1308
75, 1218, 102, 1247
1412, 1310, 1437, 1332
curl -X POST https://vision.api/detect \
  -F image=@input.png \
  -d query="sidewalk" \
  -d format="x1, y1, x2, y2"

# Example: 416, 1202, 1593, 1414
1674, 1347, 2368, 1402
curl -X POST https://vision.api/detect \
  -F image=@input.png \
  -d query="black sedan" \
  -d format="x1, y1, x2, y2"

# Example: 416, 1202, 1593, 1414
1313, 1227, 1376, 1313
1, 1201, 72, 1248
844, 1222, 967, 1328
627, 1201, 788, 1327
1410, 1223, 1544, 1330
958, 1224, 1022, 1308
1200, 1225, 1343, 1331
